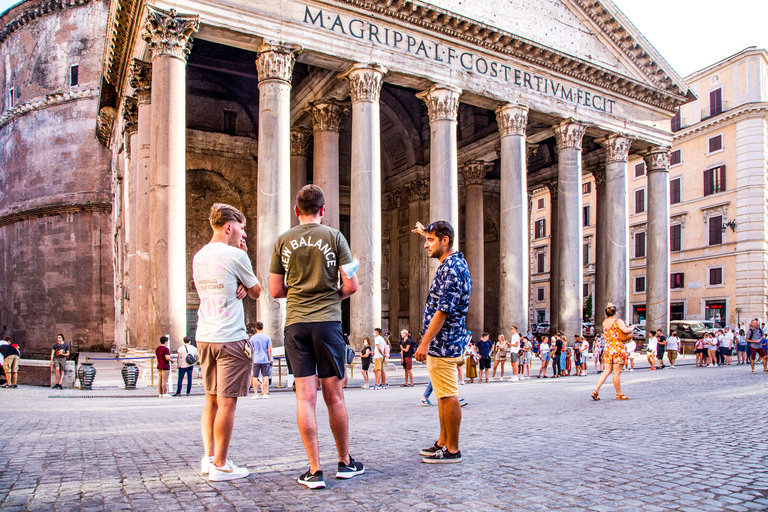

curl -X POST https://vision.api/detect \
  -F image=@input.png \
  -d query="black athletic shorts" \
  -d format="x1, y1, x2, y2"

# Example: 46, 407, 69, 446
479, 357, 492, 370
284, 321, 346, 379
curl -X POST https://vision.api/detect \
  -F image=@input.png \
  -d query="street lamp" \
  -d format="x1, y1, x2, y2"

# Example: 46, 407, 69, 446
721, 220, 737, 233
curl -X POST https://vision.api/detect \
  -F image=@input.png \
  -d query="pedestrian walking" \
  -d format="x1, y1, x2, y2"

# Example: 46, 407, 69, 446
412, 220, 472, 464
519, 336, 532, 379
373, 328, 388, 389
624, 338, 636, 371
491, 334, 507, 381
465, 342, 478, 384
666, 331, 680, 369
647, 332, 658, 371
579, 336, 590, 375
721, 327, 734, 365
509, 326, 521, 381
174, 336, 198, 396
269, 185, 364, 488
50, 334, 70, 389
194, 203, 261, 481
360, 337, 372, 389
736, 329, 748, 365
248, 322, 272, 399
156, 336, 172, 397
400, 330, 415, 387
592, 335, 603, 373
745, 318, 767, 374
591, 304, 633, 401
537, 337, 550, 378
655, 329, 667, 369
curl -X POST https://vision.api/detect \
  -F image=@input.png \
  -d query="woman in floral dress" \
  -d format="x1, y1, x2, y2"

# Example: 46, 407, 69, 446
591, 303, 633, 400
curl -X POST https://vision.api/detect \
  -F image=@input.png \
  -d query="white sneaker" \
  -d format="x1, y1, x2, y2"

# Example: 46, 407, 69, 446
459, 381, 465, 385
200, 455, 214, 474
629, 369, 634, 372
362, 384, 369, 389
714, 363, 719, 367
209, 461, 249, 481
510, 376, 519, 382
251, 394, 260, 400
261, 394, 270, 399
671, 366, 676, 369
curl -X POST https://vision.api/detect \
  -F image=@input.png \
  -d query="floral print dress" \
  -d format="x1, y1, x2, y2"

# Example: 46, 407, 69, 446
602, 321, 628, 365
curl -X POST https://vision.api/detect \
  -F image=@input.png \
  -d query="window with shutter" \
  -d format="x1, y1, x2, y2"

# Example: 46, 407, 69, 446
537, 253, 545, 274
671, 110, 681, 131
709, 267, 723, 286
635, 276, 646, 293
582, 182, 591, 195
704, 166, 726, 196
537, 288, 545, 302
635, 189, 645, 214
708, 134, 723, 153
670, 224, 682, 252
671, 272, 685, 289
708, 216, 723, 245
583, 205, 590, 227
537, 198, 545, 210
583, 243, 589, 265
670, 149, 681, 166
709, 89, 723, 116
670, 177, 681, 204
535, 219, 546, 239
635, 232, 646, 258
634, 162, 645, 178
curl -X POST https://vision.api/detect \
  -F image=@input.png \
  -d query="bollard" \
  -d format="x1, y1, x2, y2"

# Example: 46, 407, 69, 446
149, 356, 155, 387
349, 358, 354, 379
276, 356, 285, 388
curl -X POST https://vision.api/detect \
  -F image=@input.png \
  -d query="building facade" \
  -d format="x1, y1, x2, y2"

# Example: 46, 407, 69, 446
3, 0, 693, 352
529, 47, 768, 332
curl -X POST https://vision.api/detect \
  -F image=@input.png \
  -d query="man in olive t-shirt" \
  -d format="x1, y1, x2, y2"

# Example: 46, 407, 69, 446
269, 185, 363, 489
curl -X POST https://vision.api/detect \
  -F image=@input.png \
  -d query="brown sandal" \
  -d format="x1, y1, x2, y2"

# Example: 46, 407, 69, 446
615, 394, 631, 400
590, 391, 600, 401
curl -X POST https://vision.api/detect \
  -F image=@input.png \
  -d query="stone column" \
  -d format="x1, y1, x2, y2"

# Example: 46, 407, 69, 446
644, 146, 671, 335
128, 59, 152, 349
406, 179, 429, 339
339, 63, 387, 345
461, 162, 490, 336
122, 96, 138, 346
602, 135, 632, 323
416, 84, 462, 252
553, 119, 587, 340
256, 41, 302, 346
386, 190, 401, 336
143, 6, 198, 351
496, 104, 529, 332
593, 165, 607, 331
547, 181, 559, 332
290, 128, 311, 228
307, 99, 349, 230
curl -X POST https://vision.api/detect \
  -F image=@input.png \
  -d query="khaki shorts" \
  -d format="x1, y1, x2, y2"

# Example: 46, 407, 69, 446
667, 350, 678, 359
3, 355, 19, 372
427, 355, 462, 399
199, 340, 252, 398
374, 358, 384, 371
53, 357, 67, 372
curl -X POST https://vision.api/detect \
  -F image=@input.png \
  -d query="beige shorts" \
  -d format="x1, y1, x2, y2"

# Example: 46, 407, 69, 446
427, 355, 462, 399
198, 339, 252, 398
374, 358, 383, 371
53, 357, 67, 372
3, 355, 19, 372
667, 350, 678, 359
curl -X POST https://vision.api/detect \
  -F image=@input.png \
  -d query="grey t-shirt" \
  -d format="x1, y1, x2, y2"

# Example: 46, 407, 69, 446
270, 223, 353, 327
746, 327, 763, 348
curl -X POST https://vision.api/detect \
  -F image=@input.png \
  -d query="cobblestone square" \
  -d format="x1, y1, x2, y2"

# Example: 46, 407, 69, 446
1, 358, 767, 511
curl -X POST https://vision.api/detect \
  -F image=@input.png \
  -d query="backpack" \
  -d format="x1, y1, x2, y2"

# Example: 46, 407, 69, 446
182, 345, 196, 365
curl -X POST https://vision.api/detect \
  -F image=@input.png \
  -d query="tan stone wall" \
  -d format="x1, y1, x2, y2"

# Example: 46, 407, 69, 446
0, 0, 113, 354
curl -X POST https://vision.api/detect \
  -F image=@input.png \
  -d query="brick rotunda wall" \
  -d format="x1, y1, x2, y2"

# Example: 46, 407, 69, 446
0, 0, 113, 355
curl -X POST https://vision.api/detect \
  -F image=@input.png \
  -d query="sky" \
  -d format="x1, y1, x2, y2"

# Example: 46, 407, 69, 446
0, 0, 766, 79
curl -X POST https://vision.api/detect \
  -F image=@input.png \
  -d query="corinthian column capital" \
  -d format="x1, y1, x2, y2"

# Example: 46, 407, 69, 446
553, 119, 587, 150
142, 6, 199, 61
122, 96, 138, 134
307, 99, 349, 133
385, 189, 402, 211
416, 84, 462, 122
256, 41, 302, 84
495, 103, 528, 137
339, 63, 387, 103
643, 145, 671, 172
290, 128, 312, 157
405, 178, 429, 203
600, 134, 633, 163
461, 161, 492, 186
593, 165, 606, 187
129, 59, 152, 103
546, 180, 559, 202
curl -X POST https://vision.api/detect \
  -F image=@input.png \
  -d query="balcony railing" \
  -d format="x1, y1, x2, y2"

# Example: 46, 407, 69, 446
701, 101, 730, 120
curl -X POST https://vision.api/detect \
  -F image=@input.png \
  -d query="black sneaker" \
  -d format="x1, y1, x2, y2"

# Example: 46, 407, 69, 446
336, 456, 364, 479
297, 469, 326, 489
422, 447, 462, 464
420, 442, 443, 457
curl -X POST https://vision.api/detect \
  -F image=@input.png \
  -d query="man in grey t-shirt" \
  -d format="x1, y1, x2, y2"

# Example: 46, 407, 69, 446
746, 318, 767, 373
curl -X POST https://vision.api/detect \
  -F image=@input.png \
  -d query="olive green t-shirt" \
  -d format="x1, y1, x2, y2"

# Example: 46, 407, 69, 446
269, 223, 353, 326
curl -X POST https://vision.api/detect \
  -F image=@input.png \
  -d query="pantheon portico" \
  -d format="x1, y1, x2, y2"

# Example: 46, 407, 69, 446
99, 0, 693, 350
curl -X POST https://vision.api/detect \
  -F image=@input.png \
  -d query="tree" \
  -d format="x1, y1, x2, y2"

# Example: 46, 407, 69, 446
583, 294, 593, 322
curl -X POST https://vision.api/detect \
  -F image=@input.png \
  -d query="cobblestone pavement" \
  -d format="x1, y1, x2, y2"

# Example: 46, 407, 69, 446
1, 357, 767, 511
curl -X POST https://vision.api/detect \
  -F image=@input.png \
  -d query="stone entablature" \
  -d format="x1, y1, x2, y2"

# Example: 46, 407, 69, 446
672, 103, 768, 143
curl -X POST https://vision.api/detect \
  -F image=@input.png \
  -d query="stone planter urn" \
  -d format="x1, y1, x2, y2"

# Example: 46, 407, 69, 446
77, 362, 96, 390
121, 362, 139, 389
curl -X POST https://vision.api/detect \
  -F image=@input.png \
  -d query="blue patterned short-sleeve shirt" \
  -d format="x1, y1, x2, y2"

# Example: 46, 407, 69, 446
423, 252, 473, 358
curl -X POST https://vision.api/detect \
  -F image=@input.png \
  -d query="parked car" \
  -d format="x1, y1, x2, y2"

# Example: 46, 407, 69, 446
669, 320, 709, 339
633, 325, 646, 340
536, 323, 550, 335
582, 322, 594, 336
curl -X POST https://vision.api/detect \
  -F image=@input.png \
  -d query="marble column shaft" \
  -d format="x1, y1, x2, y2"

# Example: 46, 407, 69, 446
386, 191, 401, 336
308, 99, 348, 230
548, 182, 559, 332
406, 180, 429, 339
340, 63, 386, 345
129, 59, 152, 348
417, 84, 461, 252
256, 41, 302, 346
644, 147, 671, 335
290, 128, 311, 228
497, 104, 529, 331
143, 7, 198, 351
593, 166, 606, 330
554, 119, 587, 339
603, 135, 632, 323
461, 162, 490, 336
123, 97, 138, 346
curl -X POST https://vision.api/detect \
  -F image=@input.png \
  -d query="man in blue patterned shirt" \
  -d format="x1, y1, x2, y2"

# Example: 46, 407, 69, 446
412, 220, 472, 464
